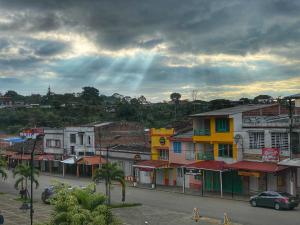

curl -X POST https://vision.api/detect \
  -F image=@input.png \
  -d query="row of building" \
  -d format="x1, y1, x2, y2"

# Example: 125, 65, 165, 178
1, 95, 300, 197
133, 100, 300, 197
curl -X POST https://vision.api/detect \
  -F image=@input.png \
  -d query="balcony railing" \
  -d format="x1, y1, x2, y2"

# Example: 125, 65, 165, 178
194, 129, 210, 136
197, 151, 214, 160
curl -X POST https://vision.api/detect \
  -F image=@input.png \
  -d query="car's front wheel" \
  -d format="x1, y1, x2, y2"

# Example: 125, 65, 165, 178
274, 203, 280, 210
251, 200, 257, 207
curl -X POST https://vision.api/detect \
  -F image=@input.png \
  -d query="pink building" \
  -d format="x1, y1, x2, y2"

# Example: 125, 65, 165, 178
169, 130, 202, 190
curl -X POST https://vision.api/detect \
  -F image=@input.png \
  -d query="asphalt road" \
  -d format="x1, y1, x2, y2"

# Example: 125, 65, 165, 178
0, 171, 299, 225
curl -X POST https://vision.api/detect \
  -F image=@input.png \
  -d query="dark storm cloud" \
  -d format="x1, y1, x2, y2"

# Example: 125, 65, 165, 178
32, 40, 70, 56
1, 0, 300, 99
1, 0, 300, 55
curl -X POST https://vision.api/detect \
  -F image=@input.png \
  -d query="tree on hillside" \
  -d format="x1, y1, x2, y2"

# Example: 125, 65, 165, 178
170, 92, 181, 119
81, 87, 100, 105
239, 98, 252, 104
209, 99, 232, 110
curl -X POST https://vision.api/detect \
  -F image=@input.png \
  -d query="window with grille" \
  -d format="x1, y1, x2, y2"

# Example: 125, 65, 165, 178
159, 149, 169, 160
70, 134, 76, 143
271, 133, 288, 152
185, 143, 195, 160
249, 132, 265, 149
215, 118, 229, 132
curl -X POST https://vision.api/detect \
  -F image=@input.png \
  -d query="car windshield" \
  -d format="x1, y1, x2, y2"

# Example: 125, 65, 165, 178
279, 192, 292, 197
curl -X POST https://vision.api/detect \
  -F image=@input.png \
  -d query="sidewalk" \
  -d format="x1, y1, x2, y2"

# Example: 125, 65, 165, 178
0, 193, 52, 225
133, 183, 250, 202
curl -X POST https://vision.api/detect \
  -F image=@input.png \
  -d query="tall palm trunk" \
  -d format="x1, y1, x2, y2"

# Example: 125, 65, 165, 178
25, 177, 28, 201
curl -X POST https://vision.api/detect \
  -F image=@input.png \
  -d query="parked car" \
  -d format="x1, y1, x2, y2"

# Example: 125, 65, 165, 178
250, 191, 299, 210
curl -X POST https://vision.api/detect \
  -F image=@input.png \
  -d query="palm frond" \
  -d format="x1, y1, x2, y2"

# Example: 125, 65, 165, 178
14, 177, 24, 190
0, 168, 7, 180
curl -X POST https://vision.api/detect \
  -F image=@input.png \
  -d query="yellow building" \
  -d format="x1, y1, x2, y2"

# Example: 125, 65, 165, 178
150, 128, 174, 160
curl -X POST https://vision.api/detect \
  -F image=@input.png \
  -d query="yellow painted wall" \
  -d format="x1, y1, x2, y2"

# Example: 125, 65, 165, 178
150, 128, 174, 160
194, 117, 238, 161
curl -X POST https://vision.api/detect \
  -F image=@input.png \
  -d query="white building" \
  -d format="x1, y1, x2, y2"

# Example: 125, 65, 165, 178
64, 126, 95, 156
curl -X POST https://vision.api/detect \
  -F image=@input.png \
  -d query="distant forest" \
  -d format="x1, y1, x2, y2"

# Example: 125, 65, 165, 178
0, 87, 273, 134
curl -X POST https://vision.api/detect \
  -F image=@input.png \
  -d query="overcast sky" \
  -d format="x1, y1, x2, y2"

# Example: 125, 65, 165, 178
0, 0, 300, 101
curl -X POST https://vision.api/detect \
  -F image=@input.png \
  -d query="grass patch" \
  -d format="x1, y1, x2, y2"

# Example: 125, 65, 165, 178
109, 203, 142, 208
0, 192, 6, 195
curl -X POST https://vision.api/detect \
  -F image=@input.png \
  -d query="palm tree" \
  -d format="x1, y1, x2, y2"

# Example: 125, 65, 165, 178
13, 164, 39, 200
0, 158, 7, 180
93, 162, 125, 205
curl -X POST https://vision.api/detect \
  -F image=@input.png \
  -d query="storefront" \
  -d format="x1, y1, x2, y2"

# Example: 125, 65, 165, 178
184, 160, 243, 197
133, 160, 169, 188
226, 161, 288, 195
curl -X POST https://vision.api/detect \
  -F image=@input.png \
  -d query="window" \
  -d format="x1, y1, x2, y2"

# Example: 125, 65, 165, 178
55, 140, 61, 148
88, 136, 91, 145
177, 168, 183, 177
173, 142, 182, 153
159, 150, 169, 160
185, 143, 195, 160
249, 132, 265, 149
218, 144, 233, 158
70, 146, 75, 155
70, 134, 76, 143
46, 139, 51, 147
46, 139, 61, 148
79, 134, 84, 145
271, 133, 288, 152
215, 118, 229, 132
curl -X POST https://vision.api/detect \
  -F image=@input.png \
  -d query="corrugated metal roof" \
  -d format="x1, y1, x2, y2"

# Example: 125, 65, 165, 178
285, 93, 300, 99
190, 104, 277, 117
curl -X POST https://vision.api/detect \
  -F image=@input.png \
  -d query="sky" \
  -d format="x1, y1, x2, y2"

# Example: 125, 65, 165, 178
0, 0, 300, 102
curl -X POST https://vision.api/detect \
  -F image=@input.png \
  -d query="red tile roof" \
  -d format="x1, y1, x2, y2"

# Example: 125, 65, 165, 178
77, 156, 106, 165
133, 160, 169, 169
185, 160, 227, 171
225, 161, 287, 173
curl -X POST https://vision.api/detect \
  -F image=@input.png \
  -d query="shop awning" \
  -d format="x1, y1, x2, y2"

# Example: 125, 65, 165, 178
278, 158, 300, 167
169, 163, 185, 168
2, 151, 17, 157
61, 157, 77, 164
185, 160, 227, 171
76, 156, 106, 165
225, 161, 287, 173
133, 160, 169, 169
10, 154, 31, 160
34, 154, 55, 161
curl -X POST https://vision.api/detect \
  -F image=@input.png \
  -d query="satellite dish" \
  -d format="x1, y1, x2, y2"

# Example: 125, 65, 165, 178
234, 134, 243, 144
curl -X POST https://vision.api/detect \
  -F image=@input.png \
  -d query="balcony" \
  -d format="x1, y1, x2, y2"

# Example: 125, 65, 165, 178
194, 129, 210, 136
197, 151, 214, 160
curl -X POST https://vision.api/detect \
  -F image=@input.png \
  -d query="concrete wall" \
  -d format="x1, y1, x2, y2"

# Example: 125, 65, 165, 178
64, 126, 95, 155
43, 128, 64, 155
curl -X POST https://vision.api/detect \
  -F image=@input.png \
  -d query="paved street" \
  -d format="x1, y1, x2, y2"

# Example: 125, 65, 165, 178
0, 171, 299, 225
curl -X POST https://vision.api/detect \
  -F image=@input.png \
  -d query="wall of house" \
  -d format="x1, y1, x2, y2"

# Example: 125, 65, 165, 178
64, 126, 95, 155
151, 128, 174, 160
169, 141, 197, 165
43, 128, 64, 155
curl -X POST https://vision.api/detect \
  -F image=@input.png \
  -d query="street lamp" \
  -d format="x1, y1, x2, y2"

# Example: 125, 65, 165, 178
30, 133, 44, 225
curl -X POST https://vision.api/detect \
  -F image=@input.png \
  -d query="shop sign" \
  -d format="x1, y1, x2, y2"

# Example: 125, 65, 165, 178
20, 128, 44, 139
238, 171, 260, 177
159, 137, 166, 145
185, 168, 202, 175
262, 148, 279, 162
134, 154, 141, 161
